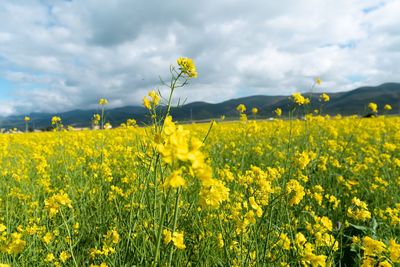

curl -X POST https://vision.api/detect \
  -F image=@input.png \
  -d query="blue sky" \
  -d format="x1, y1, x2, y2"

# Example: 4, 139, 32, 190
0, 78, 13, 99
0, 0, 399, 115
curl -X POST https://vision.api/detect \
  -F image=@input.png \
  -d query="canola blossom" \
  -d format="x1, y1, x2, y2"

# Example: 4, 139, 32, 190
236, 104, 246, 113
275, 107, 282, 117
319, 93, 330, 102
51, 116, 62, 125
98, 98, 108, 106
292, 92, 310, 105
177, 57, 197, 78
385, 104, 393, 111
369, 102, 378, 113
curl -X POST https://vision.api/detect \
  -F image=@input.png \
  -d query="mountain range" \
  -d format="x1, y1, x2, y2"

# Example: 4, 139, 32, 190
1, 83, 399, 130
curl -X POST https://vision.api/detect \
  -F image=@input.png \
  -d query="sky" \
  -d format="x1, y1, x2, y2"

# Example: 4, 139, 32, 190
0, 0, 399, 116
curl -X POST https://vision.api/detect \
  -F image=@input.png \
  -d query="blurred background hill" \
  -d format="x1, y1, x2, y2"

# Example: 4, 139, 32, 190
1, 83, 399, 130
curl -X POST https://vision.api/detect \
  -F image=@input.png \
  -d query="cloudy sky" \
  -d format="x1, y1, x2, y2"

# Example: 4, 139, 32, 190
0, 0, 399, 115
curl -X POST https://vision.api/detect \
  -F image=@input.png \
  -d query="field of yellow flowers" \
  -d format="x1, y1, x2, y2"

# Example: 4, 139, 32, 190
1, 58, 400, 266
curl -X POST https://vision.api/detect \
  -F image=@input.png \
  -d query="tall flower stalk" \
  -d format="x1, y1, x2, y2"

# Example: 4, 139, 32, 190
150, 57, 197, 266
24, 116, 30, 133
99, 98, 108, 129
144, 57, 229, 266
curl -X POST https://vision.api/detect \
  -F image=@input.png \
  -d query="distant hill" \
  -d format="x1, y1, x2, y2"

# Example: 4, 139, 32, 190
1, 83, 399, 130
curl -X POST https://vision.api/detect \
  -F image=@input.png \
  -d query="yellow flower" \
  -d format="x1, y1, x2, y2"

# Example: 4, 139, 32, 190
172, 231, 186, 249
110, 229, 120, 244
143, 96, 151, 110
319, 93, 330, 102
292, 92, 309, 105
301, 243, 326, 266
217, 233, 224, 248
24, 116, 30, 122
164, 170, 186, 188
378, 260, 392, 267
368, 102, 378, 113
295, 233, 307, 247
59, 251, 71, 263
148, 90, 160, 106
89, 263, 108, 267
389, 239, 400, 263
249, 196, 263, 217
361, 257, 375, 267
362, 236, 386, 257
126, 119, 137, 127
6, 233, 26, 254
384, 104, 392, 111
236, 104, 246, 113
251, 107, 258, 115
177, 57, 197, 78
199, 179, 230, 208
286, 179, 305, 205
347, 197, 371, 221
278, 233, 291, 250
274, 108, 282, 117
42, 232, 54, 244
163, 229, 172, 245
296, 151, 311, 170
315, 77, 322, 85
51, 116, 62, 125
44, 191, 73, 217
98, 98, 108, 105
92, 114, 101, 126
104, 228, 120, 244
352, 236, 361, 244
45, 253, 55, 262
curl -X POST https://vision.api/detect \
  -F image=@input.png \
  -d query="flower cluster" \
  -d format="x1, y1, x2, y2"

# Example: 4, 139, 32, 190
177, 57, 198, 78
44, 191, 73, 217
292, 92, 310, 105
368, 102, 378, 113
142, 90, 160, 110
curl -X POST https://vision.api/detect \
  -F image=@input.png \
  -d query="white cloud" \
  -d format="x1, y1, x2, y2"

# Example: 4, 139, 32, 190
0, 0, 399, 115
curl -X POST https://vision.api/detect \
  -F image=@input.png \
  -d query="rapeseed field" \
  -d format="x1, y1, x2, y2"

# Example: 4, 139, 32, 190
1, 58, 399, 266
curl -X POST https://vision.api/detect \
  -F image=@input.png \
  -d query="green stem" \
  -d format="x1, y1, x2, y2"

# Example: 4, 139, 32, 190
60, 209, 78, 267
124, 154, 157, 262
153, 189, 171, 267
168, 187, 181, 266
202, 121, 215, 143
165, 72, 182, 119
101, 107, 105, 130
218, 216, 231, 264
153, 155, 160, 230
